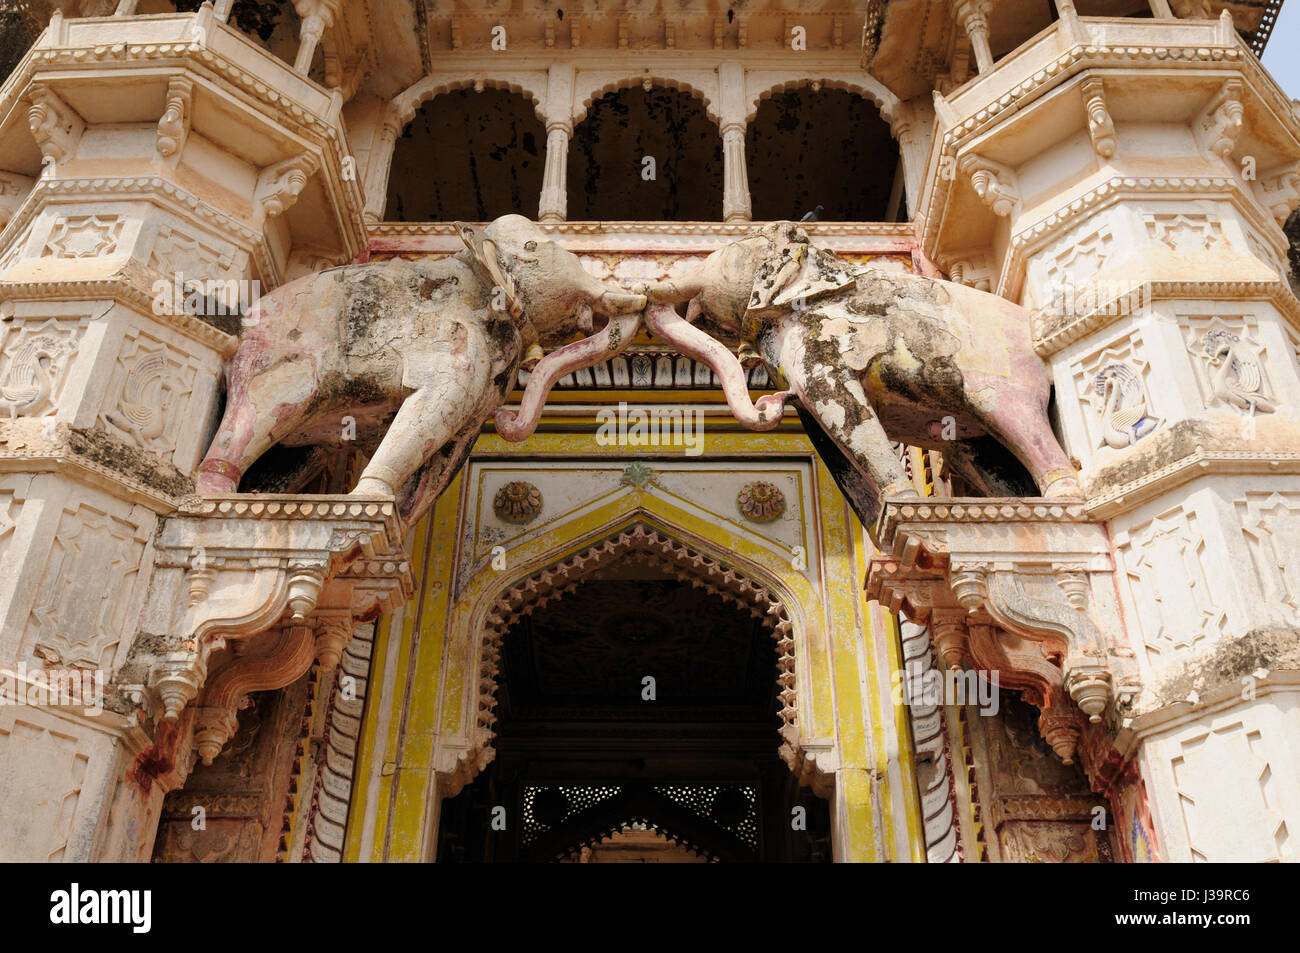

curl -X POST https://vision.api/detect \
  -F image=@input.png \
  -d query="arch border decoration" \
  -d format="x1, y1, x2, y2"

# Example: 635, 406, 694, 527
441, 522, 803, 798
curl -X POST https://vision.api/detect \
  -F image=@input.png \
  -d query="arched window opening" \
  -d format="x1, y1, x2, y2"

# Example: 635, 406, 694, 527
746, 87, 902, 222
568, 86, 723, 221
386, 88, 544, 222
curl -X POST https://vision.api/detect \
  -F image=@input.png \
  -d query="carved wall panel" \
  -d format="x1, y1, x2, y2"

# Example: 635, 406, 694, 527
1180, 314, 1277, 415
1072, 336, 1162, 452
41, 215, 124, 259
22, 501, 152, 672
1143, 211, 1226, 255
1114, 506, 1228, 671
1237, 491, 1300, 627
1170, 719, 1289, 862
0, 315, 87, 418
1033, 219, 1115, 313
147, 224, 241, 284
0, 713, 89, 862
98, 328, 206, 468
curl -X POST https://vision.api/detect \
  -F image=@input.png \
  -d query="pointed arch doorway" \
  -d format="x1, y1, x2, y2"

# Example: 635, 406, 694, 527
436, 524, 831, 862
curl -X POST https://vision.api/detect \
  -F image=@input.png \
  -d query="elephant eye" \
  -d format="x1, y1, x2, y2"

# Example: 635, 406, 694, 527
524, 241, 537, 251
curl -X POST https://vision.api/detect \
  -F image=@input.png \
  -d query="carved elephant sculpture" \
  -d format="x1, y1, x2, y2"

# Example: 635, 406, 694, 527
196, 214, 645, 525
639, 222, 1080, 527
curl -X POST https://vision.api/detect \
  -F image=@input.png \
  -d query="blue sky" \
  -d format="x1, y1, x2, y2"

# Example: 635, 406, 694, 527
1261, 1, 1300, 99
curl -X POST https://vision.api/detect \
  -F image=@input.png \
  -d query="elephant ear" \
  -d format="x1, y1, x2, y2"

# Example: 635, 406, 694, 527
747, 229, 856, 315
455, 222, 522, 318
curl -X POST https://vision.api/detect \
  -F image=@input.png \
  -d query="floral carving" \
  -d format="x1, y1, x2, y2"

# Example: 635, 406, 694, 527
737, 481, 786, 522
493, 481, 542, 524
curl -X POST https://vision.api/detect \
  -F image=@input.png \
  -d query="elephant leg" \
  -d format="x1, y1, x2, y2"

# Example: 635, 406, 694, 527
782, 354, 916, 500
395, 428, 477, 528
971, 394, 1080, 498
197, 388, 300, 494
353, 352, 489, 499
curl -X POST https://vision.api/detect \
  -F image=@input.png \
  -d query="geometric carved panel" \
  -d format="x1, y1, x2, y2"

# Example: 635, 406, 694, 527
1238, 491, 1300, 626
0, 716, 88, 862
22, 503, 149, 671
1115, 507, 1228, 669
42, 215, 123, 259
148, 224, 241, 286
1172, 721, 1289, 862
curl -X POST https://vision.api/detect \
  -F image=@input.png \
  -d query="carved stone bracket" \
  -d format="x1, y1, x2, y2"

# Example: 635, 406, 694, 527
1253, 162, 1300, 225
958, 154, 1019, 216
866, 498, 1139, 768
1081, 77, 1117, 159
26, 84, 82, 173
1193, 78, 1244, 160
156, 76, 194, 164
254, 152, 320, 222
123, 495, 413, 740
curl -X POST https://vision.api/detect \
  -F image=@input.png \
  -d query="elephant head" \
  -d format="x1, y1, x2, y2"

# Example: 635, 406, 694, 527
457, 215, 645, 339
634, 222, 853, 430
456, 215, 649, 441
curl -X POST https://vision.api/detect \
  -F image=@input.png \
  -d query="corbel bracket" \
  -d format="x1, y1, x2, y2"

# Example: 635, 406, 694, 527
958, 153, 1019, 216
1193, 78, 1244, 160
1081, 77, 1117, 159
255, 152, 320, 222
156, 76, 194, 164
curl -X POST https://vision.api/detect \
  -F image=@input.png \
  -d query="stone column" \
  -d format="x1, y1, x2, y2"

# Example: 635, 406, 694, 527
291, 0, 339, 76
718, 63, 752, 223
363, 105, 404, 225
538, 121, 572, 223
0, 9, 363, 861
721, 123, 752, 223
955, 0, 995, 75
538, 64, 575, 223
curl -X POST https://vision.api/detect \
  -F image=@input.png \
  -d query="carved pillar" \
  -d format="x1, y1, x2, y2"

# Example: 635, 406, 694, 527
291, 0, 340, 76
538, 64, 575, 223
362, 105, 404, 225
538, 121, 572, 223
718, 63, 752, 222
720, 123, 752, 223
955, 0, 995, 75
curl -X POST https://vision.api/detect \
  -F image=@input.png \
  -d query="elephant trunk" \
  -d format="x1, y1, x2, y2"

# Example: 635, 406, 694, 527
637, 268, 707, 305
642, 303, 788, 431
495, 309, 644, 442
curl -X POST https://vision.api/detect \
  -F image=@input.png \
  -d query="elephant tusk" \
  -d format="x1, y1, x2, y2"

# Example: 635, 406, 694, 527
495, 310, 643, 442
643, 302, 789, 431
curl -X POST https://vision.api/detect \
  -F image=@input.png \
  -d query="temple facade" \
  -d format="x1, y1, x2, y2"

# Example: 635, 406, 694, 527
0, 0, 1297, 863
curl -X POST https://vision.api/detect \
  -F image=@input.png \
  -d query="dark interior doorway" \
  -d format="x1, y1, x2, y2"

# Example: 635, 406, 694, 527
746, 86, 901, 221
385, 87, 545, 221
436, 556, 830, 862
567, 85, 724, 221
